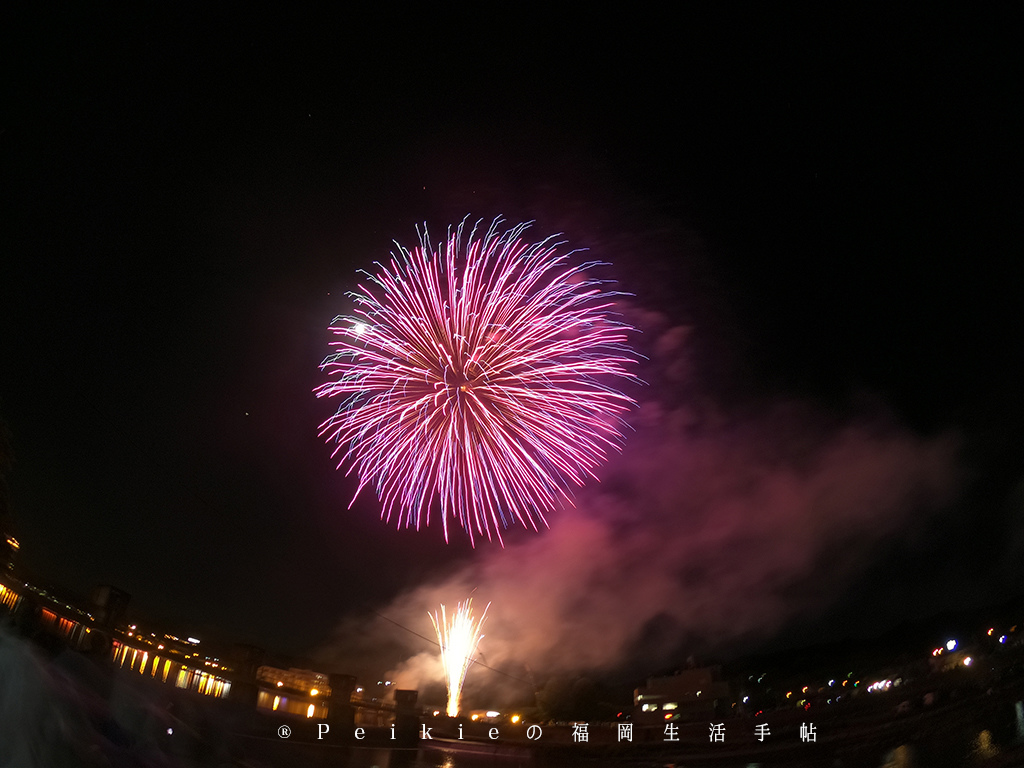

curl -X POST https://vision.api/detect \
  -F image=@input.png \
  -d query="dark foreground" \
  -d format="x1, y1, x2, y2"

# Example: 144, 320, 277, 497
2, 621, 1024, 767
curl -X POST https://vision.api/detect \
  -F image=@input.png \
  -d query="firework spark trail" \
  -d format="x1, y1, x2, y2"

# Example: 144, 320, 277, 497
429, 599, 489, 718
316, 217, 638, 545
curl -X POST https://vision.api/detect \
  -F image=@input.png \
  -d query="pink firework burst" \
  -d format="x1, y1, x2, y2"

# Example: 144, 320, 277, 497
316, 217, 637, 545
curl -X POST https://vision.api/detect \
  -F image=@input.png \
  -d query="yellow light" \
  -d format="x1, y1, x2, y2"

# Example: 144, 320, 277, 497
511, 715, 520, 724
277, 681, 283, 687
307, 703, 315, 718
310, 688, 319, 696
471, 714, 479, 721
273, 695, 280, 711
786, 691, 792, 698
430, 599, 490, 717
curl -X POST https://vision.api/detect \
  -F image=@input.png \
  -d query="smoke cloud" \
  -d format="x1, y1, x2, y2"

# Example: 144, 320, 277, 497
314, 315, 960, 704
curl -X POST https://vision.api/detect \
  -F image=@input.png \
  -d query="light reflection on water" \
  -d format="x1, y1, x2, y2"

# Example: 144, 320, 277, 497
328, 723, 1024, 768
971, 729, 1000, 760
279, 744, 536, 768
880, 722, 1023, 768
879, 743, 916, 768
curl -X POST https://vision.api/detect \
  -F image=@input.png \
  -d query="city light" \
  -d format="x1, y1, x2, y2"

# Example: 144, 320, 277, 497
8, 511, 1021, 751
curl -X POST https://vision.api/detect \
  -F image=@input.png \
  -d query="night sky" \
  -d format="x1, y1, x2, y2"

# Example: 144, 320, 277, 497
2, 8, 1022, 688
